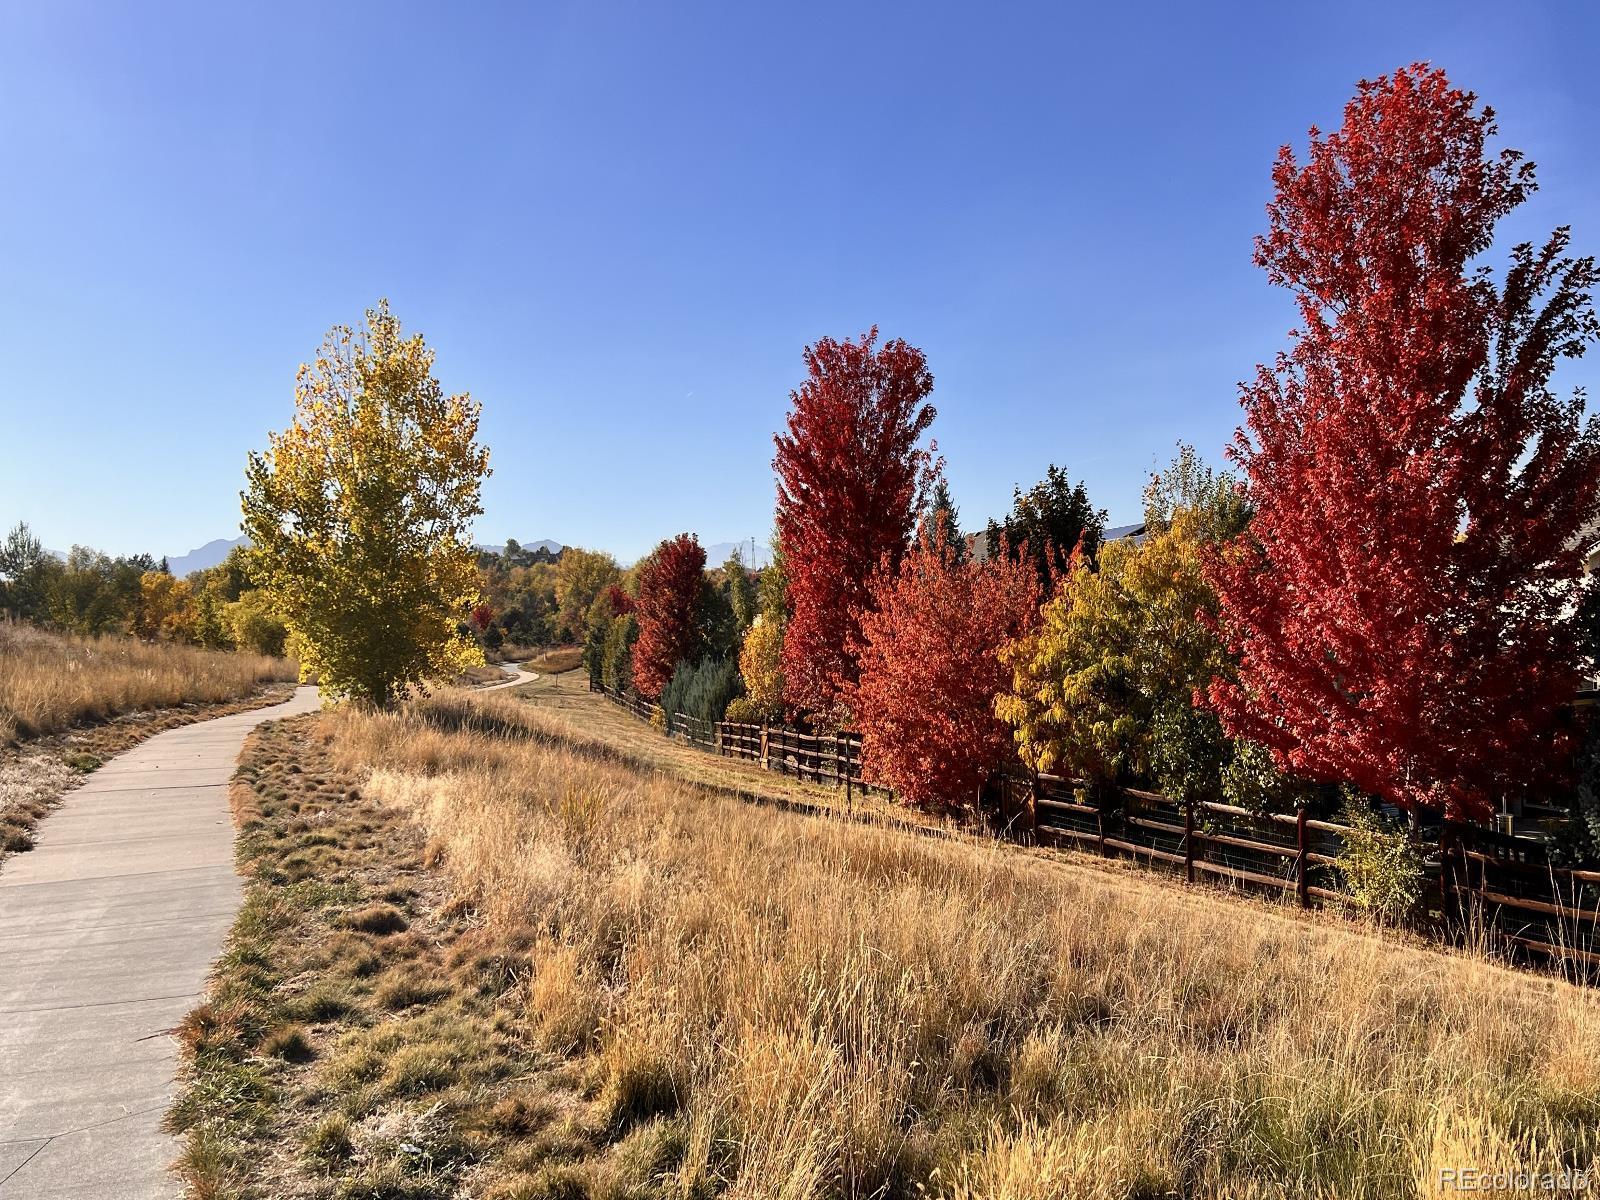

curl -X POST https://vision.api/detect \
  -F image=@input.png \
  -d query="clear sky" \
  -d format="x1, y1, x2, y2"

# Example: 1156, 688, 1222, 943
2, 1, 1598, 562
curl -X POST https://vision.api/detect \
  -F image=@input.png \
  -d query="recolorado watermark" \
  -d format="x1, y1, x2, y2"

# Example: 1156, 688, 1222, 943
1440, 1167, 1591, 1192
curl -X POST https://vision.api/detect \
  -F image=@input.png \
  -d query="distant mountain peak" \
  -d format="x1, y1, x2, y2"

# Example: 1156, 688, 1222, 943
166, 535, 249, 576
476, 538, 565, 558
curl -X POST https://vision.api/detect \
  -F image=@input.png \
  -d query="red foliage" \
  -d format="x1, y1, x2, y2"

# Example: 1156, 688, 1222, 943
1206, 64, 1600, 820
631, 533, 706, 700
470, 603, 495, 633
774, 328, 936, 723
849, 520, 1041, 811
603, 584, 634, 617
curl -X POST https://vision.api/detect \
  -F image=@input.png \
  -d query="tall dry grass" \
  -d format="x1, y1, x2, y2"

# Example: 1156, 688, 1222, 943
329, 690, 1600, 1199
0, 621, 297, 744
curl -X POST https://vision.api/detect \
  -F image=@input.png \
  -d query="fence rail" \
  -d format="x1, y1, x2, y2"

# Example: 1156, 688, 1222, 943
592, 683, 1600, 973
595, 684, 889, 807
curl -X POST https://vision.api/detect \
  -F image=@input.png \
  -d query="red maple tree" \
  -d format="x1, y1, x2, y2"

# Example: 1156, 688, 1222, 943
631, 533, 706, 700
1206, 64, 1600, 820
849, 518, 1041, 811
774, 328, 936, 724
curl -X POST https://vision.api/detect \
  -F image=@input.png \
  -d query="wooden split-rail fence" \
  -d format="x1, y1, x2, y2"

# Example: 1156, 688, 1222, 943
594, 683, 1600, 972
597, 683, 886, 808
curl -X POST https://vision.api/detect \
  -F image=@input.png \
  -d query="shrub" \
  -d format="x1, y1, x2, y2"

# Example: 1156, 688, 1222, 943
723, 696, 764, 726
659, 657, 740, 730
1335, 800, 1425, 923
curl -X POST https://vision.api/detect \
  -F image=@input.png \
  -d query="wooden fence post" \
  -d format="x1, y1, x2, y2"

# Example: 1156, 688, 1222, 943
1439, 821, 1456, 931
1184, 796, 1195, 884
759, 723, 769, 771
1295, 803, 1309, 908
842, 742, 852, 810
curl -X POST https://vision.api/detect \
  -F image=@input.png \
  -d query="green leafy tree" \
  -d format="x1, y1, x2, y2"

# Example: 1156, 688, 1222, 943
48, 548, 142, 635
1143, 442, 1251, 539
583, 591, 614, 688
242, 300, 490, 706
602, 612, 640, 692
757, 556, 786, 621
998, 451, 1249, 801
224, 589, 289, 657
554, 549, 621, 644
725, 550, 757, 631
698, 576, 739, 661
188, 547, 255, 649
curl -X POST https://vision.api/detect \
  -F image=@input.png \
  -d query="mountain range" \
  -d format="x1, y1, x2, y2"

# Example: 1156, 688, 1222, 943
473, 539, 564, 558
163, 535, 772, 576
166, 536, 249, 576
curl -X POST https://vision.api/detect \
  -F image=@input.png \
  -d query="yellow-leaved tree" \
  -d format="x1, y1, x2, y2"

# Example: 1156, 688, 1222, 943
553, 548, 621, 642
734, 613, 784, 721
996, 447, 1251, 800
135, 570, 196, 642
242, 300, 490, 706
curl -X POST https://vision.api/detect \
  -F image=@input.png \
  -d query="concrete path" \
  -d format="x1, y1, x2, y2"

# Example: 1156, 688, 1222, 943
478, 664, 536, 691
0, 687, 320, 1199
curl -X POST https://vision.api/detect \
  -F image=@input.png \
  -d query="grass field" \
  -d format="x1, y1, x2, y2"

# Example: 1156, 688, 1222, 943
173, 686, 1600, 1199
0, 621, 297, 745
500, 668, 943, 829
522, 645, 584, 674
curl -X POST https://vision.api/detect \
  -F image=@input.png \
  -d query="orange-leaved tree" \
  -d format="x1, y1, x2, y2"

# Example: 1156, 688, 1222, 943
849, 517, 1041, 812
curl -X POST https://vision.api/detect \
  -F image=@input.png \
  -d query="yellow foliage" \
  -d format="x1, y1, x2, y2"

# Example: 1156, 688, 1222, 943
135, 571, 196, 643
996, 507, 1228, 785
223, 589, 288, 657
242, 300, 490, 706
554, 548, 621, 641
737, 613, 784, 720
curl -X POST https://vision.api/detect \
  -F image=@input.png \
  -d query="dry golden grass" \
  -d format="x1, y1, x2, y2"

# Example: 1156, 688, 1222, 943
503, 668, 942, 829
519, 645, 584, 674
312, 688, 1600, 1199
0, 621, 297, 745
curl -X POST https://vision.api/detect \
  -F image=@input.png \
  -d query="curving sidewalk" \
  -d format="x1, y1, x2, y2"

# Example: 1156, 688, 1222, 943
0, 686, 320, 1199
480, 664, 536, 691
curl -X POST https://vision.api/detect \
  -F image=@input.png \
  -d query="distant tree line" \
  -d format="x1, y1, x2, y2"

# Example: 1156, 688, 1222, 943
0, 521, 290, 656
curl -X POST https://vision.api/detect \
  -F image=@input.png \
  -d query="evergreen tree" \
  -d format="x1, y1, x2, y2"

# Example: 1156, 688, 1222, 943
986, 465, 1104, 592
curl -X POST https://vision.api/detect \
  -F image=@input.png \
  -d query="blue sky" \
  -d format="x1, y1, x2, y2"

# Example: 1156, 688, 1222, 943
2, 1, 1597, 562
